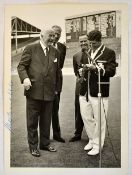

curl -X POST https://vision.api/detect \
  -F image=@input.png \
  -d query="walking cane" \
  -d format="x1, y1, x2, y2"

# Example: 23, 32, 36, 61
97, 65, 102, 168
97, 61, 108, 167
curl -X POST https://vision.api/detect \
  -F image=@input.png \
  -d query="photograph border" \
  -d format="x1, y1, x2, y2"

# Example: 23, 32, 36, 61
1, 1, 130, 175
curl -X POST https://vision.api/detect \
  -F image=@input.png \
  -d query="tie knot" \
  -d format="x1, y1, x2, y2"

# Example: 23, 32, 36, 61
53, 43, 57, 48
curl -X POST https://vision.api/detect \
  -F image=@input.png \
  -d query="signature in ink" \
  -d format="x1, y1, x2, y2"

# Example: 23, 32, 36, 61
4, 80, 14, 133
4, 113, 14, 134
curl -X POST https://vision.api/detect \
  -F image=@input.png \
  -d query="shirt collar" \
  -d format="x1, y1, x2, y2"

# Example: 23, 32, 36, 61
91, 44, 103, 59
40, 40, 48, 51
91, 43, 103, 54
53, 42, 58, 49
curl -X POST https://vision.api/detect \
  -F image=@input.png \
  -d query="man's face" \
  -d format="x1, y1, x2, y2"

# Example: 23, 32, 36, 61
79, 36, 89, 51
52, 27, 61, 43
41, 30, 55, 46
88, 40, 101, 51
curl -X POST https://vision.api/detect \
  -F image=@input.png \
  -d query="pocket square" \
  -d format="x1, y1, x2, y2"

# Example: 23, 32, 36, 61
54, 58, 57, 62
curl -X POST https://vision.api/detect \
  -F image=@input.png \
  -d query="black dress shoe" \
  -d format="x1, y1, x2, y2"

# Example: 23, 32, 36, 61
53, 136, 65, 143
30, 149, 40, 157
69, 136, 81, 142
40, 145, 57, 152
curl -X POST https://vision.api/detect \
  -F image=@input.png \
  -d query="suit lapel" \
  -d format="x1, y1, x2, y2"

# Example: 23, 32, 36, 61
57, 42, 62, 56
89, 45, 105, 62
57, 42, 63, 50
37, 43, 47, 66
57, 42, 60, 50
76, 51, 82, 66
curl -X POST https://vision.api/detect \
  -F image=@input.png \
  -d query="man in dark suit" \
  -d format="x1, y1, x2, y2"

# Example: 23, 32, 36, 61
51, 25, 66, 143
79, 30, 118, 155
17, 28, 60, 157
69, 35, 89, 142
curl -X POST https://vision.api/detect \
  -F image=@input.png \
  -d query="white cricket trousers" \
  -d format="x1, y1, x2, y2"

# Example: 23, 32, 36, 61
79, 95, 108, 149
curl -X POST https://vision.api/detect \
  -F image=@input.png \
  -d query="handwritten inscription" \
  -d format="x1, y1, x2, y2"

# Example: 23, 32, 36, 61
4, 112, 14, 134
4, 81, 14, 134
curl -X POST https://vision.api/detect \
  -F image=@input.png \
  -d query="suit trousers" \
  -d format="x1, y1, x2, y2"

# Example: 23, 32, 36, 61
26, 97, 53, 149
52, 93, 61, 138
74, 95, 84, 137
79, 95, 108, 149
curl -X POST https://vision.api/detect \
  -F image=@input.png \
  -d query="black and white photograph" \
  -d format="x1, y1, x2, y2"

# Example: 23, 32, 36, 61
3, 2, 128, 174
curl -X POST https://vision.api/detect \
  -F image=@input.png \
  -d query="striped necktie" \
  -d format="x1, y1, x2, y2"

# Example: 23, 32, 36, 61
45, 47, 49, 56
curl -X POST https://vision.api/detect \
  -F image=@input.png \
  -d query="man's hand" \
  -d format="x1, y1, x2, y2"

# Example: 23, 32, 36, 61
98, 63, 105, 75
23, 78, 32, 90
88, 64, 96, 71
78, 68, 83, 77
98, 63, 104, 70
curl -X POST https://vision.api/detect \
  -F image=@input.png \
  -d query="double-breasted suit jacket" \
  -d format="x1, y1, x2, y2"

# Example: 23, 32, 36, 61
83, 44, 117, 97
17, 42, 60, 101
56, 42, 66, 92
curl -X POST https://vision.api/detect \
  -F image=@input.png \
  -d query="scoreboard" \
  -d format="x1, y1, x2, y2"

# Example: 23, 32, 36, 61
66, 11, 118, 42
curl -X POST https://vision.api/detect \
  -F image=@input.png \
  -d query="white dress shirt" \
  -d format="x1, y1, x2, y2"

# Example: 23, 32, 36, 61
53, 43, 58, 49
40, 41, 49, 56
91, 44, 103, 60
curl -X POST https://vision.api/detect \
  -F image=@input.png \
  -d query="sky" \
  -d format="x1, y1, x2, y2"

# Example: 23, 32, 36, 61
7, 3, 119, 42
